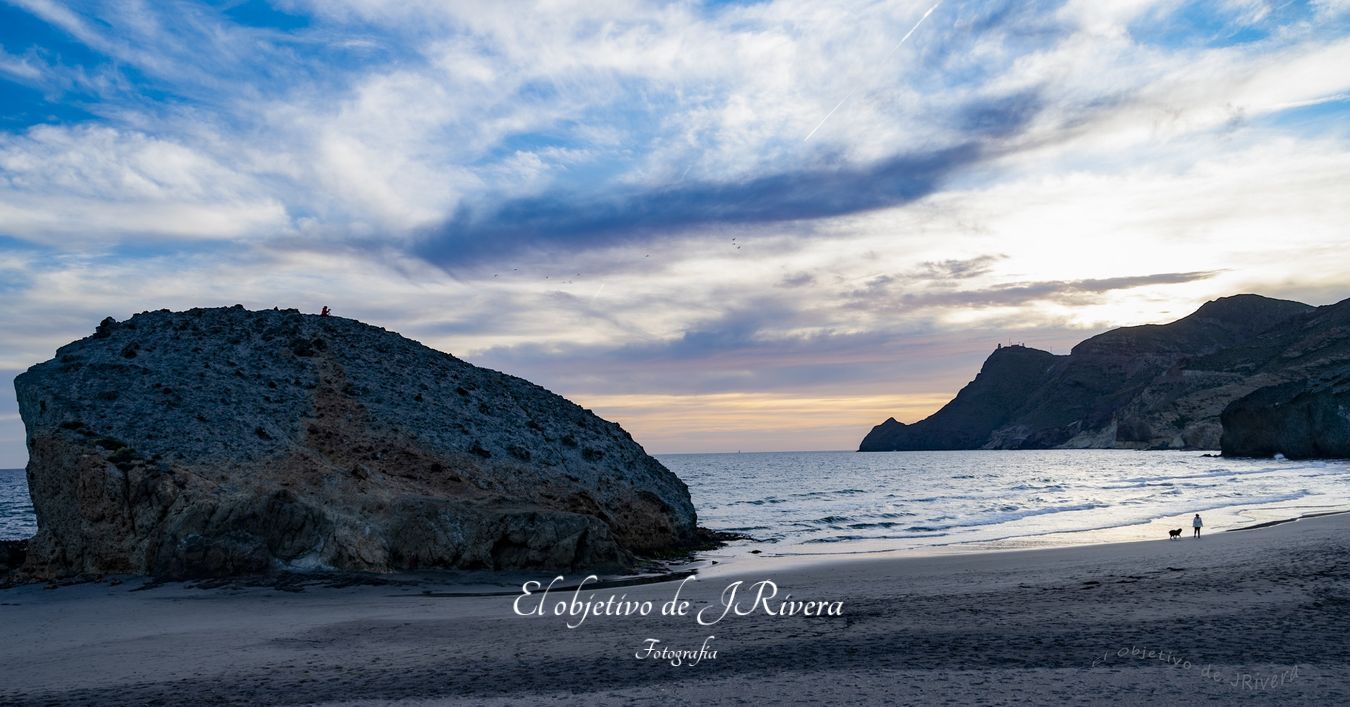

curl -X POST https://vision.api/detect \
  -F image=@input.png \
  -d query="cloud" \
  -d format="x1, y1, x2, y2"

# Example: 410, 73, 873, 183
0, 45, 42, 82
902, 271, 1222, 308
957, 89, 1046, 138
0, 125, 290, 243
414, 142, 994, 266
5, 1, 1347, 254
841, 269, 1224, 315
1313, 0, 1350, 17
476, 320, 1013, 397
913, 254, 1007, 280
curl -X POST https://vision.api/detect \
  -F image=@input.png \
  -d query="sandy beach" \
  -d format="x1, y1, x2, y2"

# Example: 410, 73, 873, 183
3, 512, 1348, 705
5, 1, 1350, 705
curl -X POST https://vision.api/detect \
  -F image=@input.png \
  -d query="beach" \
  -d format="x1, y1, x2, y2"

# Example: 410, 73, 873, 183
4, 512, 1347, 705
4, 2, 1350, 705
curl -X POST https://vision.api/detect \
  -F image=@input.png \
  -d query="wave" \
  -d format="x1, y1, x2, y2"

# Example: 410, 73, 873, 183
1099, 481, 1177, 489
1115, 465, 1300, 485
791, 488, 867, 498
903, 501, 1110, 533
801, 533, 945, 544
735, 497, 787, 506
895, 493, 987, 503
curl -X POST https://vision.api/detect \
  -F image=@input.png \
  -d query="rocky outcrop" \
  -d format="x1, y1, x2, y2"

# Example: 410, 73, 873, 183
0, 539, 25, 577
860, 345, 1057, 451
861, 294, 1350, 452
1220, 372, 1350, 459
14, 306, 697, 579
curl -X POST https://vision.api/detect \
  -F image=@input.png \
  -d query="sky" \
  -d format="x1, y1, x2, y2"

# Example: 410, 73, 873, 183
1, 0, 1349, 464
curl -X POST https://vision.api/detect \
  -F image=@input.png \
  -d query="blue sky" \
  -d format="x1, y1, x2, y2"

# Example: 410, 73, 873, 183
2, 0, 1350, 462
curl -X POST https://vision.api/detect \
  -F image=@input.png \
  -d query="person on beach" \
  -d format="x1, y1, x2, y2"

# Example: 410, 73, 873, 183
1193, 514, 1203, 538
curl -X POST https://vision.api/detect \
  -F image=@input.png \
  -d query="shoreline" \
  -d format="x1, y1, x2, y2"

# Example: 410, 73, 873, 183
6, 504, 1349, 593
3, 508, 1348, 704
1224, 508, 1350, 532
685, 501, 1350, 581
691, 504, 1350, 583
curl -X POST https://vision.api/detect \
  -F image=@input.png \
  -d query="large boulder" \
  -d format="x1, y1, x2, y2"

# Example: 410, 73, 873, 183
14, 306, 697, 579
1220, 372, 1350, 459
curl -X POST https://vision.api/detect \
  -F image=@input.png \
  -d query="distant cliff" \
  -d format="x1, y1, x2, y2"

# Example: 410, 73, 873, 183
860, 294, 1350, 453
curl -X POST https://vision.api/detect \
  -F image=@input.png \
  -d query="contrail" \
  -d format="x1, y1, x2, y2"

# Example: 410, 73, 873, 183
589, 282, 606, 304
804, 1, 943, 142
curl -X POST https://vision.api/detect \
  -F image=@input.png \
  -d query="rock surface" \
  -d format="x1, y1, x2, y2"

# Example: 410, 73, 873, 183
1220, 371, 1350, 459
861, 294, 1350, 452
860, 345, 1058, 451
14, 306, 697, 579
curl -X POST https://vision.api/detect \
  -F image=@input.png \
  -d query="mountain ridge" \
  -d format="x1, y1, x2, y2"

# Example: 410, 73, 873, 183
860, 294, 1350, 453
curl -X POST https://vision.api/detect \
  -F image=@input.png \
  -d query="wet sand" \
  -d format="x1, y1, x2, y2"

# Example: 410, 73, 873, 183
3, 513, 1349, 705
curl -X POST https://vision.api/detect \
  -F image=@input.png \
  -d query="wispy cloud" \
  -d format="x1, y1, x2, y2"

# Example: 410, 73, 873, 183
850, 271, 1223, 309
912, 254, 1007, 280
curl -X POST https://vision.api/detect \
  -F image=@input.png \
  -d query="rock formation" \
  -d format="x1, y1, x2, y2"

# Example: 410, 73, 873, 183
861, 294, 1350, 452
860, 345, 1058, 451
14, 306, 697, 579
1220, 372, 1350, 459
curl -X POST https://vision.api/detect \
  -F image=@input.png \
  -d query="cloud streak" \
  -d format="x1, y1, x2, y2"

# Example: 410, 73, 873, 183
880, 271, 1225, 309
415, 142, 992, 266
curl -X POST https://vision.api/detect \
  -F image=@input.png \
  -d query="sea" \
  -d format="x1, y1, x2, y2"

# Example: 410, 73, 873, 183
660, 449, 1350, 558
0, 468, 36, 541
4, 450, 1350, 558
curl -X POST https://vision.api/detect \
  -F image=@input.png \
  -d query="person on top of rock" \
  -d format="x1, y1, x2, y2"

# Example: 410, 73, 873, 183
320, 306, 331, 317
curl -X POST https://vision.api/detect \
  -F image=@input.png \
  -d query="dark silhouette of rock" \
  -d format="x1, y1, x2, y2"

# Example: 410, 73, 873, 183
14, 306, 697, 579
1069, 295, 1314, 357
0, 539, 26, 577
861, 294, 1349, 452
860, 345, 1058, 451
1220, 372, 1350, 459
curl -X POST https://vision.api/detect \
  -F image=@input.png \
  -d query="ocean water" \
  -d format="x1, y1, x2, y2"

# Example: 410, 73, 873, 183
0, 469, 36, 541
3, 451, 1349, 554
659, 450, 1350, 557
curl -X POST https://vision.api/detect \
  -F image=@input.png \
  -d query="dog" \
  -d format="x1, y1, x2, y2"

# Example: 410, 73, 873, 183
1168, 528, 1183, 540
